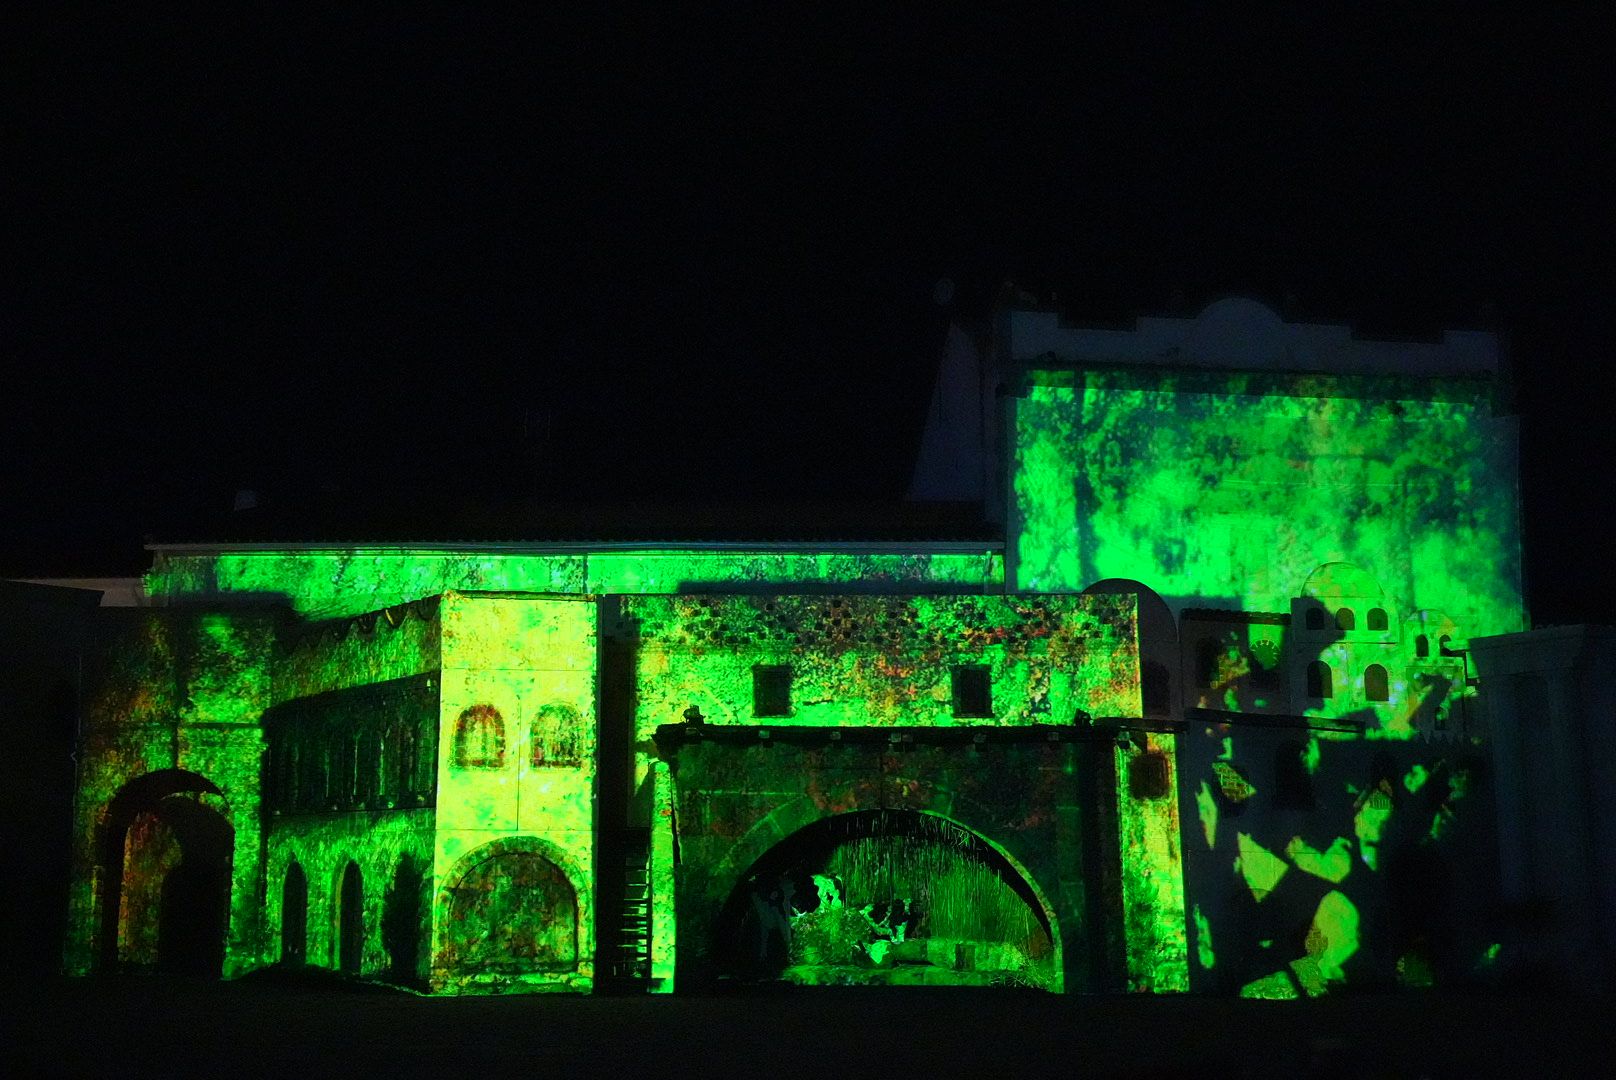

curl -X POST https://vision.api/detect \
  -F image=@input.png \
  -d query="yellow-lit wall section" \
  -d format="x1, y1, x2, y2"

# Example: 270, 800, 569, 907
432, 592, 597, 993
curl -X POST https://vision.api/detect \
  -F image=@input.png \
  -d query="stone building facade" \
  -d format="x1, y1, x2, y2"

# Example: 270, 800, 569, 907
51, 299, 1535, 996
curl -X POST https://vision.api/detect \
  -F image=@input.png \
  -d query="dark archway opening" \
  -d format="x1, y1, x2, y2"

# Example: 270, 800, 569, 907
280, 862, 308, 966
97, 771, 232, 978
716, 809, 1055, 989
382, 856, 427, 985
338, 862, 363, 976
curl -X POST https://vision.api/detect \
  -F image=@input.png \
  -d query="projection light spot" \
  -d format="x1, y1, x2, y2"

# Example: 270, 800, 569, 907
1197, 782, 1219, 849
1308, 890, 1360, 984
1235, 832, 1288, 902
1285, 836, 1352, 884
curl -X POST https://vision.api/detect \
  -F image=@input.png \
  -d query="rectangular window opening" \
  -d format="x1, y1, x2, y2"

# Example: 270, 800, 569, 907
753, 665, 793, 717
952, 664, 993, 718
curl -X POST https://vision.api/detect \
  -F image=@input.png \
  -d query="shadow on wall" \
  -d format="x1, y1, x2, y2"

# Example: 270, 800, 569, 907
1177, 595, 1497, 997
382, 855, 428, 986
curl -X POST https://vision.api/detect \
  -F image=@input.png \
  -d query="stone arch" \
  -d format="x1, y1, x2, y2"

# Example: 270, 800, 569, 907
280, 860, 308, 965
710, 799, 1064, 991
96, 769, 233, 976
437, 836, 583, 975
1306, 660, 1334, 700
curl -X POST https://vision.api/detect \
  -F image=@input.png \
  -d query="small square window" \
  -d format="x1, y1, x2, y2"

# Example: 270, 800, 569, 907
1129, 750, 1172, 800
753, 665, 792, 717
951, 665, 992, 718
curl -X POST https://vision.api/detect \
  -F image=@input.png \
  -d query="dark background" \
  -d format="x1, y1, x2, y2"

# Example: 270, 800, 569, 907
6, 7, 1609, 624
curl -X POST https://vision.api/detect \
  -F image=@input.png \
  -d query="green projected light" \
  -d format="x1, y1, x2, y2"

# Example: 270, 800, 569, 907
68, 341, 1520, 999
147, 548, 1003, 618
1010, 369, 1524, 640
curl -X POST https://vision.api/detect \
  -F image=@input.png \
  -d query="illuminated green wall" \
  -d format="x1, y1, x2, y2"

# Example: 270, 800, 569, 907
624, 592, 1188, 993
1180, 594, 1472, 740
623, 592, 1144, 819
1115, 732, 1189, 992
146, 547, 1003, 619
66, 610, 275, 977
1010, 369, 1526, 640
627, 593, 1139, 734
77, 353, 1526, 1003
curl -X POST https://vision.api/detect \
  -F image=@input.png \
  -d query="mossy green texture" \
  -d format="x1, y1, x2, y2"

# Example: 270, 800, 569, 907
147, 548, 1003, 619
1115, 734, 1189, 991
147, 550, 587, 619
264, 809, 435, 974
626, 593, 1140, 735
274, 597, 441, 703
1009, 370, 1525, 639
66, 611, 275, 977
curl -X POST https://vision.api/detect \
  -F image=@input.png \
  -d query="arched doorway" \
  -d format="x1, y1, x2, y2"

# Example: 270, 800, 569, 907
280, 862, 308, 965
717, 809, 1058, 989
98, 770, 233, 977
338, 861, 364, 976
441, 844, 578, 975
382, 855, 427, 985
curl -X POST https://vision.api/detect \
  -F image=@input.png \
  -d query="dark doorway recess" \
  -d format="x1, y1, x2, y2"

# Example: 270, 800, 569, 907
338, 861, 363, 976
97, 770, 233, 978
716, 809, 1055, 989
382, 856, 426, 985
281, 862, 308, 965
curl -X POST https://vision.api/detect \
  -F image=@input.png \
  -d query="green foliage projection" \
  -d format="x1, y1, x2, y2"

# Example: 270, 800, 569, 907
626, 593, 1139, 733
147, 548, 1002, 618
1010, 369, 1524, 640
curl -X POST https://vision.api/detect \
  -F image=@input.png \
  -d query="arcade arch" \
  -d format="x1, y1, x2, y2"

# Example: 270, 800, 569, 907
714, 808, 1062, 990
97, 769, 233, 976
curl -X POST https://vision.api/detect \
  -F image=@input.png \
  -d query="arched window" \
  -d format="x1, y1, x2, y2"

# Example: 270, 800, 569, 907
453, 705, 505, 769
1305, 608, 1327, 631
1142, 661, 1172, 716
1335, 607, 1356, 632
1415, 634, 1430, 659
1365, 664, 1389, 702
531, 703, 583, 768
1367, 607, 1389, 632
1306, 661, 1333, 700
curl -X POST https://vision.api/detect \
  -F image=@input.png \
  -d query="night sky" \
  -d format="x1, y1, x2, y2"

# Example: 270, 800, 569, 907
7, 8, 1610, 624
